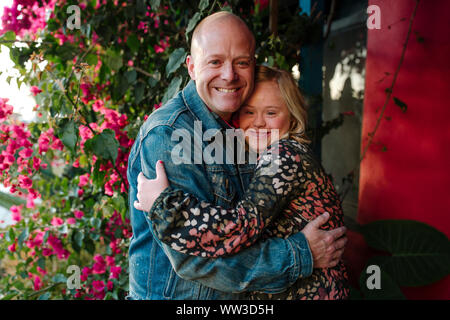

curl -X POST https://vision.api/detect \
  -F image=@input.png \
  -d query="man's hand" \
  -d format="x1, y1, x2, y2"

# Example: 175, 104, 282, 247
301, 212, 347, 269
134, 160, 169, 212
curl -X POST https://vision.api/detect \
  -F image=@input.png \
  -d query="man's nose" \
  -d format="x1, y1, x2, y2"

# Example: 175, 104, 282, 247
221, 62, 238, 81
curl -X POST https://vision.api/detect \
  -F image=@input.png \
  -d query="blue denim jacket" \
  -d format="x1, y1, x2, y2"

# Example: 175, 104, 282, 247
127, 80, 313, 300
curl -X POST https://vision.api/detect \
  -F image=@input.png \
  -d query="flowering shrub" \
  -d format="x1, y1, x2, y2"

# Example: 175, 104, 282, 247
0, 0, 320, 299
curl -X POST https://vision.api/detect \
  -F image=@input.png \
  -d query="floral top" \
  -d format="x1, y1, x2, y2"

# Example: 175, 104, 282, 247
148, 138, 349, 300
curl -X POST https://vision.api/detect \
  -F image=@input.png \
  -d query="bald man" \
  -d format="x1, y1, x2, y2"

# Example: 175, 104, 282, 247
127, 12, 345, 300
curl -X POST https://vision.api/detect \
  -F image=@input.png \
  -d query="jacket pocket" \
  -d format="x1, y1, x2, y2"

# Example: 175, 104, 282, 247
163, 268, 178, 299
205, 164, 237, 207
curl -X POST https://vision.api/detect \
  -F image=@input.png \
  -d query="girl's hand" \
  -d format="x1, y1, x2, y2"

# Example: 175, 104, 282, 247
134, 160, 169, 212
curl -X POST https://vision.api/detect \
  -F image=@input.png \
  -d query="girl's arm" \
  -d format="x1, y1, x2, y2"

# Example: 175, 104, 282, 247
146, 139, 306, 258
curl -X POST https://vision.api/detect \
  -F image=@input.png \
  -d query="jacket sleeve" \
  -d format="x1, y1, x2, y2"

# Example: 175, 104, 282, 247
139, 126, 312, 293
148, 139, 305, 258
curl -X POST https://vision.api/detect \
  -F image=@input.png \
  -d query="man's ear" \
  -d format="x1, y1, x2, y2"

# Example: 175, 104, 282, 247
186, 55, 196, 80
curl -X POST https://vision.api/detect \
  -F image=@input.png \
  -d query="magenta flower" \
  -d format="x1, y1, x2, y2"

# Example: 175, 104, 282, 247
74, 210, 84, 219
92, 280, 105, 293
10, 205, 22, 222
50, 217, 64, 226
18, 174, 33, 189
30, 86, 42, 96
109, 266, 122, 279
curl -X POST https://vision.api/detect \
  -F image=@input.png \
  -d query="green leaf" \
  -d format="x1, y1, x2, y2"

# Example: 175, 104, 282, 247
126, 34, 140, 53
361, 220, 450, 287
51, 273, 67, 284
359, 260, 406, 300
166, 48, 187, 77
134, 82, 145, 104
104, 49, 123, 71
37, 292, 51, 300
162, 76, 182, 104
84, 129, 119, 163
149, 0, 161, 11
393, 97, 407, 113
0, 30, 16, 43
58, 119, 78, 152
17, 228, 29, 247
71, 230, 84, 252
90, 217, 102, 229
125, 70, 137, 83
186, 12, 202, 35
198, 0, 210, 11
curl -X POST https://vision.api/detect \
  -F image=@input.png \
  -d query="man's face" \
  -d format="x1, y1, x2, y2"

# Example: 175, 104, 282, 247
186, 19, 255, 120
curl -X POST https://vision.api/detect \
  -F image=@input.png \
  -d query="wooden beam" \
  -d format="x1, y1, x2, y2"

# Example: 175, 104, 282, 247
269, 0, 278, 36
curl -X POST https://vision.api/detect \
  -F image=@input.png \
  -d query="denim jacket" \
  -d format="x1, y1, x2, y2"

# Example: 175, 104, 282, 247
127, 80, 313, 300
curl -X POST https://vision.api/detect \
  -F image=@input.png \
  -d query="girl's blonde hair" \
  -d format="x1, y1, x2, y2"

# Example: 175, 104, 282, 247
255, 65, 310, 144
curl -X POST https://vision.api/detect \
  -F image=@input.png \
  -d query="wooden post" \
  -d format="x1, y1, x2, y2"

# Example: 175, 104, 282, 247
269, 0, 278, 36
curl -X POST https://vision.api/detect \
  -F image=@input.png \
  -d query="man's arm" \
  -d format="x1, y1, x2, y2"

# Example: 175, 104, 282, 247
138, 124, 312, 293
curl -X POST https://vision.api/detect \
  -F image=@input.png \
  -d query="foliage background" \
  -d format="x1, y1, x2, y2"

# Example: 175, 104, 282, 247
0, 0, 323, 300
1, 0, 448, 300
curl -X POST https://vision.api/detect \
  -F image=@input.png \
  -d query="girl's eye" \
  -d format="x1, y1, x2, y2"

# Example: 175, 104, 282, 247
267, 112, 276, 116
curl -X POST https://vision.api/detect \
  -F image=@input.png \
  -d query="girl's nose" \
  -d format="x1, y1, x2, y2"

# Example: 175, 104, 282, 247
253, 114, 266, 128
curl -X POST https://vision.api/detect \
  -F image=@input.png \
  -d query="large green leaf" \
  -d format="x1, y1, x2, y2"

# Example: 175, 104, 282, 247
104, 48, 123, 71
84, 129, 119, 163
361, 220, 450, 287
162, 76, 182, 104
126, 34, 140, 53
359, 259, 406, 300
186, 12, 202, 37
166, 48, 187, 77
0, 191, 26, 209
58, 119, 78, 152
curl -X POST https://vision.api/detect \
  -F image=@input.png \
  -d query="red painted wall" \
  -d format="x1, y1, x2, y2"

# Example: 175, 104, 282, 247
355, 0, 450, 299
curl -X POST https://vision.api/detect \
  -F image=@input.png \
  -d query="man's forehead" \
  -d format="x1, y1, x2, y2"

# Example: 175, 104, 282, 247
191, 14, 255, 55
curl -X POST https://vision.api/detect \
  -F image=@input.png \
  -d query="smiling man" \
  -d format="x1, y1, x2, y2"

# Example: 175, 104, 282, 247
127, 11, 345, 300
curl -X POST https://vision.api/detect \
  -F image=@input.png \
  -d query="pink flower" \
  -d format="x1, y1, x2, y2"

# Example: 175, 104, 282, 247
19, 148, 33, 158
8, 243, 16, 252
18, 174, 33, 189
109, 266, 122, 279
78, 174, 90, 188
32, 275, 42, 291
66, 217, 76, 225
11, 205, 22, 222
92, 280, 105, 293
30, 86, 42, 96
0, 98, 13, 120
92, 255, 106, 274
107, 280, 114, 291
42, 248, 53, 256
74, 210, 84, 219
51, 217, 64, 226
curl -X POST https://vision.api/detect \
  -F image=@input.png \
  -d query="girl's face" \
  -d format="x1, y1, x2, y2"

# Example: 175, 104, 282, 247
238, 81, 291, 152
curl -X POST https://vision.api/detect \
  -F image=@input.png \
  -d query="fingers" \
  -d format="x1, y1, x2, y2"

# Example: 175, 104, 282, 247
334, 236, 348, 251
134, 200, 144, 212
308, 212, 330, 229
155, 160, 168, 183
137, 172, 146, 184
328, 226, 347, 241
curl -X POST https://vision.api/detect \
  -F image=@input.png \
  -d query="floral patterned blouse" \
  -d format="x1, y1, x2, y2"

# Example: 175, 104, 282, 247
148, 138, 349, 300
